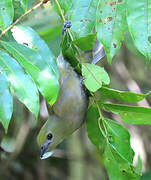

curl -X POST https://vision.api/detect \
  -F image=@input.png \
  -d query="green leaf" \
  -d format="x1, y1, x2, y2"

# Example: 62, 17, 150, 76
124, 28, 146, 60
96, 0, 126, 63
85, 104, 105, 150
60, 31, 81, 71
104, 103, 151, 124
52, 0, 72, 16
20, 0, 28, 11
11, 26, 59, 79
0, 0, 14, 30
82, 63, 110, 92
85, 105, 140, 179
18, 8, 62, 56
0, 73, 13, 133
100, 86, 149, 103
13, 0, 24, 19
69, 0, 99, 37
126, 0, 151, 64
104, 144, 140, 180
104, 118, 134, 163
0, 40, 59, 106
0, 50, 39, 119
3, 25, 60, 105
72, 33, 96, 51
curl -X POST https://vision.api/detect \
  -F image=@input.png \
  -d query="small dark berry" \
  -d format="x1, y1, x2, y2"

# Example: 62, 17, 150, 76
47, 133, 53, 140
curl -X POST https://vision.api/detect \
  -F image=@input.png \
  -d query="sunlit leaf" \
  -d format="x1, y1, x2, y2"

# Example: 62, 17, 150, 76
1, 40, 59, 106
15, 8, 62, 56
11, 26, 59, 79
0, 73, 13, 133
0, 50, 39, 119
1, 25, 60, 105
82, 63, 110, 92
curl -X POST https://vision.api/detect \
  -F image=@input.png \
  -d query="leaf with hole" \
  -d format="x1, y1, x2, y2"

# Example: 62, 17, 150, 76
96, 0, 126, 63
11, 26, 59, 79
104, 118, 134, 163
104, 144, 140, 180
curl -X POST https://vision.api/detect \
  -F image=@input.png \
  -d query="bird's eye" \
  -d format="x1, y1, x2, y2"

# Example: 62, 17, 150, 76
40, 146, 44, 150
47, 133, 53, 140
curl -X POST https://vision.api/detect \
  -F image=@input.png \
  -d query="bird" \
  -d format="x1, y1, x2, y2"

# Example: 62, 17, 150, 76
37, 21, 105, 158
37, 55, 88, 159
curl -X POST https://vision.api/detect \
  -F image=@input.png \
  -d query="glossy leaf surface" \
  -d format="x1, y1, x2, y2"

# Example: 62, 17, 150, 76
0, 73, 13, 133
0, 50, 39, 118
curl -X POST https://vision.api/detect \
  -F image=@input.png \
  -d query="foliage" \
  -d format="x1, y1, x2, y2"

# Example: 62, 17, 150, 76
0, 0, 151, 179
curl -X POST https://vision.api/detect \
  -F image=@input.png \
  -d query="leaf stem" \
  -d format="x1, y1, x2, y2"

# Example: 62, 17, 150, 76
53, 0, 66, 22
93, 94, 108, 140
0, 1, 48, 38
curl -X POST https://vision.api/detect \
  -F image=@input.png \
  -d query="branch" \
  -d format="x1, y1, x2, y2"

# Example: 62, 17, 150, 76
0, 0, 49, 38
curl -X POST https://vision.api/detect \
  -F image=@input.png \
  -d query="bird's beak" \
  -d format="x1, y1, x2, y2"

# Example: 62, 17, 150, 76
40, 140, 52, 159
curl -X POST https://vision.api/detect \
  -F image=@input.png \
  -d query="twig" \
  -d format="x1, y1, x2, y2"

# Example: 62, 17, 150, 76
0, 0, 49, 38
